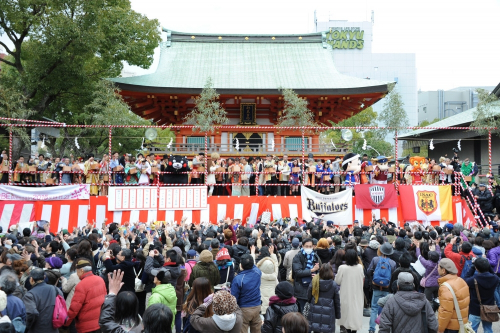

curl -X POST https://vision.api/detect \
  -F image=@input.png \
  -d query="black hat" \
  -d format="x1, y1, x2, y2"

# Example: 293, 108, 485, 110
275, 281, 294, 299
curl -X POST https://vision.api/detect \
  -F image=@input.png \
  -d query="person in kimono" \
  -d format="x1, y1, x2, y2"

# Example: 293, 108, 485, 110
83, 154, 99, 195
125, 156, 139, 184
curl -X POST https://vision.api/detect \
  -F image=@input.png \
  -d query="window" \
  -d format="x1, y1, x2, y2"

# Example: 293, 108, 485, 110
285, 137, 308, 151
413, 147, 420, 153
186, 137, 210, 147
423, 106, 427, 113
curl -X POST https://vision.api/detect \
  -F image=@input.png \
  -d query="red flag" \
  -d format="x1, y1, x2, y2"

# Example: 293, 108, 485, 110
355, 184, 398, 209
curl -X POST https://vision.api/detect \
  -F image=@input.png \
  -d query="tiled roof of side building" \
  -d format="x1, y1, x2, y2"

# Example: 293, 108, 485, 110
111, 29, 394, 95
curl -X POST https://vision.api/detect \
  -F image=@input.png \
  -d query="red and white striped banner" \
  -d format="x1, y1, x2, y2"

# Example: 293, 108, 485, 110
0, 194, 474, 233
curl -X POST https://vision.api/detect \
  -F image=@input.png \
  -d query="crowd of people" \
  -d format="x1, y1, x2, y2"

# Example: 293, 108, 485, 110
0, 214, 499, 332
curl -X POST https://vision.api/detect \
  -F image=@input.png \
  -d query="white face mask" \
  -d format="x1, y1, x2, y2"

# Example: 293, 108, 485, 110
303, 248, 313, 255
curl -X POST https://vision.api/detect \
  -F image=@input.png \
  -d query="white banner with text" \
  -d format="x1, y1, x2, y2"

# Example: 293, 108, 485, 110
301, 186, 353, 225
0, 185, 90, 201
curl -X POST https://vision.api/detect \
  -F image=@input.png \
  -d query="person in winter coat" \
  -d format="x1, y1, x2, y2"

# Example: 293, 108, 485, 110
486, 242, 500, 307
262, 282, 299, 333
100, 269, 174, 333
462, 257, 499, 333
231, 254, 262, 333
283, 238, 300, 282
389, 252, 420, 294
389, 238, 406, 267
188, 250, 220, 289
416, 241, 441, 302
292, 238, 321, 312
0, 273, 26, 323
182, 277, 213, 333
103, 248, 138, 293
232, 237, 250, 272
379, 272, 438, 333
215, 248, 234, 286
190, 290, 243, 333
184, 249, 198, 282
148, 268, 177, 329
256, 255, 279, 314
444, 237, 475, 277
315, 238, 332, 264
23, 268, 64, 333
367, 243, 397, 333
335, 248, 364, 333
306, 263, 341, 333
67, 259, 107, 333
437, 258, 470, 333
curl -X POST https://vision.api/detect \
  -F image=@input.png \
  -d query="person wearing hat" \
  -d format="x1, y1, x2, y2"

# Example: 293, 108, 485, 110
67, 258, 107, 333
283, 238, 300, 283
475, 184, 493, 225
190, 290, 243, 333
44, 256, 63, 271
262, 281, 298, 333
378, 272, 438, 333
437, 258, 470, 333
148, 268, 177, 329
188, 250, 220, 289
367, 242, 397, 333
185, 249, 198, 283
215, 248, 234, 286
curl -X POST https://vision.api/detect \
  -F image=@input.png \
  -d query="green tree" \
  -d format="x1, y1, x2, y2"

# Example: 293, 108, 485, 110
0, 0, 161, 155
419, 118, 440, 126
379, 90, 410, 137
277, 88, 317, 128
321, 107, 393, 157
470, 88, 500, 136
184, 77, 228, 133
50, 81, 152, 158
0, 83, 35, 155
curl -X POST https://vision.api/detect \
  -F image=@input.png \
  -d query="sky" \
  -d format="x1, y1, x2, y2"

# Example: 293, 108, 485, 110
1, 0, 500, 91
122, 0, 500, 91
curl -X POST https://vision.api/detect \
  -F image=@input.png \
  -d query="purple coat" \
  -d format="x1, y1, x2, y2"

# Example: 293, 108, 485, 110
486, 246, 500, 274
417, 245, 441, 287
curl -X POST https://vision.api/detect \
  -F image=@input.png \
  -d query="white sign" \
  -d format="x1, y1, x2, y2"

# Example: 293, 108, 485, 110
301, 186, 353, 225
159, 186, 208, 211
0, 185, 90, 201
108, 186, 158, 211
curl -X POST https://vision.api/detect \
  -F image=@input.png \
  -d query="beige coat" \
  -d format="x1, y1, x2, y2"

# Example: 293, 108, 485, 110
62, 272, 80, 309
256, 256, 279, 314
334, 264, 365, 331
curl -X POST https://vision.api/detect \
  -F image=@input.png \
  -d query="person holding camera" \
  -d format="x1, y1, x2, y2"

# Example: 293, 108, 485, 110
444, 237, 475, 277
103, 248, 138, 293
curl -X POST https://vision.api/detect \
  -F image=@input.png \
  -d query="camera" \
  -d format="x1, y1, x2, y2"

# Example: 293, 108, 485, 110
452, 148, 459, 153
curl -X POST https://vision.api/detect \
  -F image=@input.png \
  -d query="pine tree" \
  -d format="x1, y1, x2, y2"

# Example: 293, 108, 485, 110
185, 77, 228, 133
470, 88, 500, 136
277, 88, 317, 128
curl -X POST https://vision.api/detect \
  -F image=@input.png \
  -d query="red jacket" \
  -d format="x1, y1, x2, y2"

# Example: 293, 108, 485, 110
67, 272, 106, 333
444, 244, 475, 277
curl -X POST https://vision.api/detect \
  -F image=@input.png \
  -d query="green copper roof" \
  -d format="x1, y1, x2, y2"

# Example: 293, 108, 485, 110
111, 30, 393, 95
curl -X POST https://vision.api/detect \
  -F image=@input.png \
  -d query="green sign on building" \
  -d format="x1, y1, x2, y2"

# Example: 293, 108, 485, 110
326, 27, 364, 50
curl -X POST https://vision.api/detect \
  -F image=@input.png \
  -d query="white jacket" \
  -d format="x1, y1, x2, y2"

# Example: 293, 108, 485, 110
256, 256, 279, 314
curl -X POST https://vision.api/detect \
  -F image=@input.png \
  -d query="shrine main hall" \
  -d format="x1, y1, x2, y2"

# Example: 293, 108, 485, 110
111, 29, 395, 158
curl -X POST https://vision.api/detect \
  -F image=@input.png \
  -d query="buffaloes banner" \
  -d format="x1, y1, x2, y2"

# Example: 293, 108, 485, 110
354, 184, 398, 209
301, 186, 353, 225
399, 185, 453, 222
